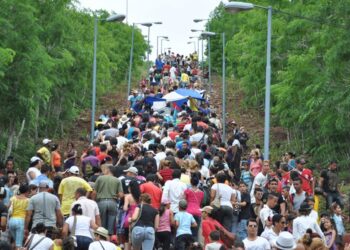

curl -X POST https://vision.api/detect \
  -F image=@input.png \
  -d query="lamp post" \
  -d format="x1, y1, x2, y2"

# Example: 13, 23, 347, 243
189, 36, 200, 53
224, 1, 272, 160
191, 29, 208, 86
160, 38, 169, 56
201, 31, 226, 142
198, 30, 213, 93
193, 19, 212, 93
187, 41, 196, 52
91, 13, 126, 143
157, 36, 168, 57
127, 22, 161, 101
140, 22, 162, 67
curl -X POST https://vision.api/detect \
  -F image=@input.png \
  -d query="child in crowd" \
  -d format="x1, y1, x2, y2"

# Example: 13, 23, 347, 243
205, 230, 223, 250
174, 200, 197, 250
240, 160, 252, 191
331, 202, 346, 249
156, 201, 173, 250
322, 217, 337, 250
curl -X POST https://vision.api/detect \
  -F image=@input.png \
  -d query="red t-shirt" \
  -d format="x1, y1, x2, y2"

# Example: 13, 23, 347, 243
295, 168, 313, 195
168, 131, 179, 141
140, 182, 162, 209
159, 169, 173, 184
281, 172, 291, 187
97, 152, 108, 162
202, 217, 225, 245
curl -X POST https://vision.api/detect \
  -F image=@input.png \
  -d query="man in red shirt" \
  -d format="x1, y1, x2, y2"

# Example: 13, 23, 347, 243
140, 174, 162, 209
280, 164, 291, 187
293, 158, 314, 195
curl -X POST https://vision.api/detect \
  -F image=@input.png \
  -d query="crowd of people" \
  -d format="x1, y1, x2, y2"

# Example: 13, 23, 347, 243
0, 51, 348, 250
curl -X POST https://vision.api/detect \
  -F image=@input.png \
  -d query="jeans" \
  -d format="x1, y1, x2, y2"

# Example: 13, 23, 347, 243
219, 206, 233, 231
237, 219, 248, 241
175, 234, 193, 250
98, 199, 118, 235
9, 218, 24, 247
76, 235, 92, 250
131, 226, 155, 250
191, 215, 201, 241
231, 214, 239, 234
326, 191, 344, 208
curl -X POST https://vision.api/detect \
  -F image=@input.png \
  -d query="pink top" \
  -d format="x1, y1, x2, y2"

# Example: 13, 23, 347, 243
157, 209, 171, 232
250, 159, 262, 177
184, 188, 204, 217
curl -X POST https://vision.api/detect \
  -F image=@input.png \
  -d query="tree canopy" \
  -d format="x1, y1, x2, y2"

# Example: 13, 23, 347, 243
0, 0, 147, 165
207, 0, 350, 166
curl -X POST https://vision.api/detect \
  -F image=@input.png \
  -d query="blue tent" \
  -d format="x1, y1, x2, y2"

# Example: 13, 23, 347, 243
175, 88, 204, 100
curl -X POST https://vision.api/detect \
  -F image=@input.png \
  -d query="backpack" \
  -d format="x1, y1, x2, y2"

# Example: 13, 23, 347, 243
199, 183, 211, 207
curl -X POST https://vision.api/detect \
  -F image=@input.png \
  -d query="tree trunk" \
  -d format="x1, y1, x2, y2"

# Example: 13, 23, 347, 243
5, 122, 15, 159
14, 119, 26, 149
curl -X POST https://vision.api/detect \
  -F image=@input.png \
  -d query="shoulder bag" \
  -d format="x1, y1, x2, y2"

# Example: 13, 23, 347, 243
130, 205, 143, 231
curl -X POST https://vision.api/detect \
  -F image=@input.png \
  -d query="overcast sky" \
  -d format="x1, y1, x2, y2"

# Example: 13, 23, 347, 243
78, 0, 223, 61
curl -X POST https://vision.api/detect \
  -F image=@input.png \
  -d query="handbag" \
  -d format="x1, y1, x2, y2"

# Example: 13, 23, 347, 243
210, 184, 221, 209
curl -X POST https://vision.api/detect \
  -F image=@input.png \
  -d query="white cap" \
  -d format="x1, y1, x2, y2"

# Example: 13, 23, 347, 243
67, 166, 80, 175
123, 166, 138, 175
30, 156, 42, 164
42, 138, 52, 145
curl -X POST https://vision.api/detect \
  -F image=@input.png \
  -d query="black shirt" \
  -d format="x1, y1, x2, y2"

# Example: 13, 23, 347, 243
239, 192, 251, 220
135, 204, 158, 227
262, 191, 285, 214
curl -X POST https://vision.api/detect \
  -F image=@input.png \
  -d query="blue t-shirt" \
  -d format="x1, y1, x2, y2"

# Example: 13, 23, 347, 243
174, 211, 195, 237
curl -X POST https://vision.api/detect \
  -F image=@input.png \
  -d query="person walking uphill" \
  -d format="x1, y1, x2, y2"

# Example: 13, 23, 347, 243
130, 193, 159, 250
93, 164, 124, 236
58, 166, 92, 217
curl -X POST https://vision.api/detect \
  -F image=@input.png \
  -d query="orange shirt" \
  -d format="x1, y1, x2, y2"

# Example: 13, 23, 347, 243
52, 151, 61, 167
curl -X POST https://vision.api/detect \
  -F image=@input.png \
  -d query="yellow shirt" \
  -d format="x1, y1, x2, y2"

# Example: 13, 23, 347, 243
10, 196, 29, 219
37, 146, 51, 165
181, 73, 189, 83
58, 176, 92, 215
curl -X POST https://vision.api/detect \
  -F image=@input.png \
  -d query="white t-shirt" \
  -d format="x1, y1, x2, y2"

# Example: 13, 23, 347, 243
243, 236, 271, 250
211, 183, 235, 208
170, 67, 177, 79
116, 136, 129, 149
190, 132, 208, 144
26, 167, 41, 183
250, 172, 268, 203
89, 240, 118, 250
261, 228, 278, 248
28, 234, 53, 250
259, 205, 274, 228
65, 215, 93, 238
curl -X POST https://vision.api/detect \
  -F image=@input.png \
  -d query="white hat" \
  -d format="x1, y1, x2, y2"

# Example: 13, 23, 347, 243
67, 166, 80, 175
42, 138, 52, 145
94, 227, 109, 238
273, 232, 296, 250
123, 166, 138, 175
120, 115, 129, 123
30, 156, 42, 164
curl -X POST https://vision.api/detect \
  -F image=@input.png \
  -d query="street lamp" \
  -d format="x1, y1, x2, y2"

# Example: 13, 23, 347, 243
224, 1, 272, 159
201, 32, 227, 142
164, 47, 171, 53
160, 38, 169, 56
199, 31, 215, 94
187, 41, 196, 51
91, 13, 126, 143
127, 21, 161, 101
157, 36, 168, 57
140, 22, 162, 66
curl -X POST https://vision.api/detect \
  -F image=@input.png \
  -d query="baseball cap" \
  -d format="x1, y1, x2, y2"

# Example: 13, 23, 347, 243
30, 156, 42, 164
123, 166, 138, 175
39, 180, 49, 188
42, 138, 52, 145
67, 166, 80, 175
200, 206, 214, 214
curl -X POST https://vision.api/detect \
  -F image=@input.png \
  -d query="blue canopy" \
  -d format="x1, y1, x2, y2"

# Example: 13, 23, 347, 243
144, 96, 166, 105
175, 88, 204, 100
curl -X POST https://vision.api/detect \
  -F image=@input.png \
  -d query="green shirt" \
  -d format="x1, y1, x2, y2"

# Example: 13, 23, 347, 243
94, 175, 123, 200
